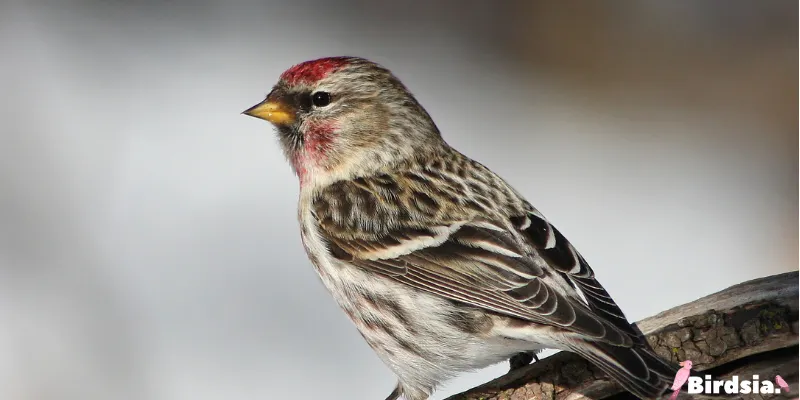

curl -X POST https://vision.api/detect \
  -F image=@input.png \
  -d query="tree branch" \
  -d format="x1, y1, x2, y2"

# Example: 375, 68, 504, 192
446, 272, 798, 400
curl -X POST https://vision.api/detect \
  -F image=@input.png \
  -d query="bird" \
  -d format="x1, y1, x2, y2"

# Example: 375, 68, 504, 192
669, 360, 692, 400
243, 56, 680, 400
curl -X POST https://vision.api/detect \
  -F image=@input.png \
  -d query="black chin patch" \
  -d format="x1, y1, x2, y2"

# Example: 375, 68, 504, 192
277, 124, 304, 153
267, 86, 313, 153
276, 124, 297, 137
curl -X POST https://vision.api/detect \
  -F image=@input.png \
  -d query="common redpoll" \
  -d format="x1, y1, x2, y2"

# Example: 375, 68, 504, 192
244, 57, 679, 400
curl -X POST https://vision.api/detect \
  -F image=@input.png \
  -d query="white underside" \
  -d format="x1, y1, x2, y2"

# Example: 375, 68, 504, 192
297, 204, 552, 399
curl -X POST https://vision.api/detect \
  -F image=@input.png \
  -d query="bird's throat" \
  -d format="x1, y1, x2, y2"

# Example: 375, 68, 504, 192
288, 121, 339, 186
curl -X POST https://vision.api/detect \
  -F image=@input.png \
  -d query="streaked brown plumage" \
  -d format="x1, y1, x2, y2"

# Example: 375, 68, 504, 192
244, 56, 679, 400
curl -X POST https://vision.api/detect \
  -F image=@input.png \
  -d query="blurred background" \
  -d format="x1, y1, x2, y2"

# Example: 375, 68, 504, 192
0, 1, 796, 399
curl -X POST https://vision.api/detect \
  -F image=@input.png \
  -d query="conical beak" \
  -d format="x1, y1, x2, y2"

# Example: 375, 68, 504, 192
242, 99, 295, 125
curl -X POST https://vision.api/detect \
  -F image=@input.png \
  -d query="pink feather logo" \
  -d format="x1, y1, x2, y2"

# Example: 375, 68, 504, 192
669, 360, 693, 399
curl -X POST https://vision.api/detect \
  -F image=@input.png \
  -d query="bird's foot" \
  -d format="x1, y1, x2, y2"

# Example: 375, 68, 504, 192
508, 351, 539, 372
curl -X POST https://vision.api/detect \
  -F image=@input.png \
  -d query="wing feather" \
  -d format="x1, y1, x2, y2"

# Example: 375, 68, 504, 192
516, 211, 643, 339
313, 171, 636, 346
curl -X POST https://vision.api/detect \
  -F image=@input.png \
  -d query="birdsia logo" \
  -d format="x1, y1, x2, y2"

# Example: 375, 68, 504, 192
686, 375, 785, 395
670, 360, 791, 397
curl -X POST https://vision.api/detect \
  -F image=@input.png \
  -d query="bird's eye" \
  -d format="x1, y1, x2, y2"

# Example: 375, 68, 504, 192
311, 92, 331, 107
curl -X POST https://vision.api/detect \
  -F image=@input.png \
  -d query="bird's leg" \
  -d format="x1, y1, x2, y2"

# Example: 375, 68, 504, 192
508, 351, 538, 371
384, 385, 402, 400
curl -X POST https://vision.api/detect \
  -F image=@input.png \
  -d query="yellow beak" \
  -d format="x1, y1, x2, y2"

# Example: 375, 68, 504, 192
242, 99, 295, 125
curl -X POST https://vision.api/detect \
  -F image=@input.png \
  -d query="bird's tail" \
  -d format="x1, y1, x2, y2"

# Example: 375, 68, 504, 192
567, 341, 679, 399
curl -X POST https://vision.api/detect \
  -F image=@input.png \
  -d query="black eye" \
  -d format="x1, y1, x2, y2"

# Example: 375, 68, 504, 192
311, 91, 331, 107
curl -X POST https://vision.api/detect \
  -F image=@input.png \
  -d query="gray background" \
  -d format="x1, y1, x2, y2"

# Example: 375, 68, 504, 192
0, 1, 796, 399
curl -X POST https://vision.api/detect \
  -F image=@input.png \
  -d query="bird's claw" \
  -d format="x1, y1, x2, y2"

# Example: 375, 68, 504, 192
508, 351, 538, 371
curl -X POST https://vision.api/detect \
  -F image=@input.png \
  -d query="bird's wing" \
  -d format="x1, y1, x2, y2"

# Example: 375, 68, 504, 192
310, 171, 635, 347
512, 208, 644, 340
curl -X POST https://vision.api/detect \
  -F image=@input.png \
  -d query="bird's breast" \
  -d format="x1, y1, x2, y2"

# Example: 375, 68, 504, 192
295, 205, 537, 385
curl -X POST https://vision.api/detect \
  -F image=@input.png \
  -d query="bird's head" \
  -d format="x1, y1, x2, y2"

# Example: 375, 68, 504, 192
244, 56, 443, 185
678, 360, 693, 368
